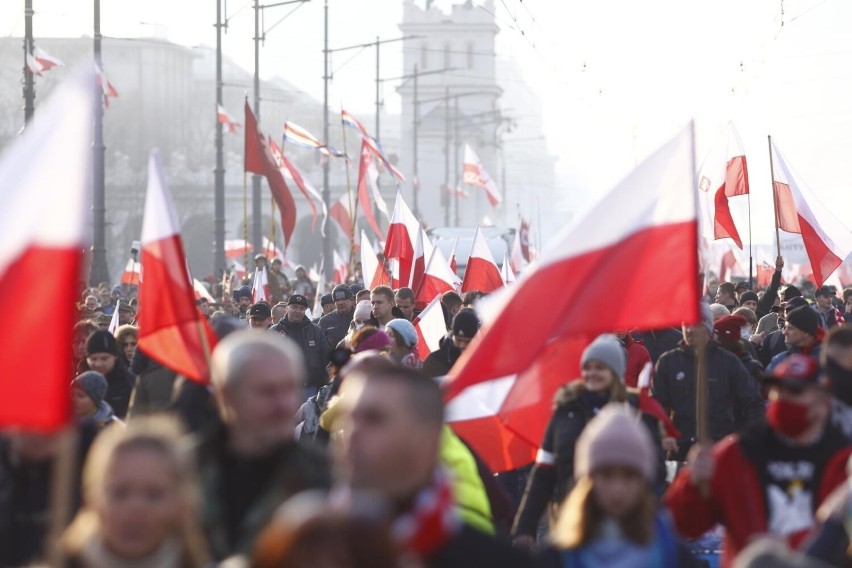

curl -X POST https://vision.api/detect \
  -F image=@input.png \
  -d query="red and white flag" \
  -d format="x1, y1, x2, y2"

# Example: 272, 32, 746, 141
107, 300, 121, 334
501, 253, 516, 284
510, 226, 525, 273
137, 149, 218, 384
697, 123, 749, 249
445, 126, 699, 472
461, 227, 503, 293
217, 104, 241, 134
120, 257, 142, 285
193, 279, 215, 303
275, 145, 327, 234
413, 294, 448, 360
333, 250, 349, 284
463, 144, 501, 208
34, 47, 63, 70
330, 195, 354, 241
356, 141, 384, 239
448, 238, 459, 275
360, 230, 386, 289
26, 52, 44, 76
383, 193, 420, 288
415, 246, 457, 309
409, 227, 435, 293
719, 248, 737, 282
771, 139, 852, 286
225, 239, 253, 259
262, 236, 285, 262
0, 71, 93, 430
94, 62, 118, 107
252, 267, 269, 303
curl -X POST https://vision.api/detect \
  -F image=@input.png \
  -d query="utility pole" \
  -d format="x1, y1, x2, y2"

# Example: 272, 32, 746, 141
251, 0, 263, 256
410, 64, 420, 218
442, 86, 449, 226
322, 0, 332, 283
90, 0, 109, 285
453, 96, 460, 227
23, 0, 35, 124
213, 0, 226, 277
375, 35, 381, 143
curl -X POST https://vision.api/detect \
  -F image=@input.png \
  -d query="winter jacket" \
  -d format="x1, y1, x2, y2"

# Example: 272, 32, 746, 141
757, 268, 783, 320
78, 359, 134, 420
426, 525, 531, 568
653, 341, 764, 459
273, 316, 331, 388
664, 421, 852, 568
440, 425, 495, 535
536, 512, 700, 568
193, 424, 331, 560
767, 341, 823, 375
423, 334, 462, 378
622, 334, 653, 388
127, 363, 178, 417
631, 328, 683, 364
758, 328, 788, 367
512, 384, 666, 538
318, 309, 353, 351
815, 305, 846, 330
756, 312, 781, 336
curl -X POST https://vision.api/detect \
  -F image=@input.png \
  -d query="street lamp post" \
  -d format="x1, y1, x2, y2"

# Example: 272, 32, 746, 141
213, 0, 226, 278
90, 0, 109, 285
23, 0, 35, 124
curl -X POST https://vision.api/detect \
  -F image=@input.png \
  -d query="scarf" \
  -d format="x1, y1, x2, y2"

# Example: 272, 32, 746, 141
392, 470, 460, 559
79, 535, 184, 568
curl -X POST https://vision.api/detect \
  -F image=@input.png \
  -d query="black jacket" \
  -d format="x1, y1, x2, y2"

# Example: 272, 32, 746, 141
632, 328, 683, 364
423, 334, 461, 378
318, 309, 353, 350
756, 268, 783, 320
79, 358, 134, 419
427, 525, 530, 568
653, 341, 764, 458
758, 329, 788, 368
273, 316, 331, 388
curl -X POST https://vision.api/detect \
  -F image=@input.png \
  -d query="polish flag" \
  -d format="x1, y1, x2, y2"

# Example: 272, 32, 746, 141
107, 300, 120, 334
34, 47, 63, 70
719, 248, 737, 282
120, 257, 142, 285
501, 254, 516, 284
510, 226, 525, 273
383, 193, 420, 288
697, 123, 749, 249
413, 295, 448, 359
415, 246, 457, 309
771, 139, 852, 286
463, 144, 502, 208
245, 101, 297, 246
0, 70, 92, 431
444, 126, 699, 472
448, 239, 459, 275
360, 230, 386, 288
137, 149, 218, 384
26, 52, 44, 76
409, 228, 435, 293
225, 239, 253, 259
252, 267, 269, 303
333, 250, 349, 285
193, 278, 215, 303
217, 104, 241, 134
94, 62, 118, 107
330, 195, 354, 241
229, 259, 247, 281
357, 141, 384, 238
461, 227, 503, 293
262, 236, 285, 262
276, 146, 327, 234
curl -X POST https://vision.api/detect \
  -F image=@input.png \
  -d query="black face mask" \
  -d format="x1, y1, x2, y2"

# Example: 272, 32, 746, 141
826, 356, 852, 406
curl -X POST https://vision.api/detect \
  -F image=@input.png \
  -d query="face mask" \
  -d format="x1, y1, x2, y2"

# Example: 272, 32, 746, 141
826, 356, 852, 406
740, 327, 751, 340
766, 397, 811, 438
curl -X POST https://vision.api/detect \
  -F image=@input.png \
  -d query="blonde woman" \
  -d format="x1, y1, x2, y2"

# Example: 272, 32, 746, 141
61, 416, 207, 567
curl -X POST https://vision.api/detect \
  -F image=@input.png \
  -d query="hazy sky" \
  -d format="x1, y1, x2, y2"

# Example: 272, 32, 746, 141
5, 0, 851, 245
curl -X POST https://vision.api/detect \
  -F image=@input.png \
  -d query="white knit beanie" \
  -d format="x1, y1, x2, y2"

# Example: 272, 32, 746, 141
574, 404, 656, 482
354, 300, 373, 321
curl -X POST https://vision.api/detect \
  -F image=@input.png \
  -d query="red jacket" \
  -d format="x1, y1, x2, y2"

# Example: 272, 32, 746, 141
623, 334, 653, 388
663, 424, 851, 567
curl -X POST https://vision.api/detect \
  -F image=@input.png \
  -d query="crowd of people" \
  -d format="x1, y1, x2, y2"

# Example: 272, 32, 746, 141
4, 253, 852, 568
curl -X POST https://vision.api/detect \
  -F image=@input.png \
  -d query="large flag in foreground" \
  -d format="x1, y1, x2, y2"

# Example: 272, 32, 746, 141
770, 139, 852, 287
445, 126, 700, 472
0, 71, 93, 431
697, 123, 749, 249
138, 150, 218, 384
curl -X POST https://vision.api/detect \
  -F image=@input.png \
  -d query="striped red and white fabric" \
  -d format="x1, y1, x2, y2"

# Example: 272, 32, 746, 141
0, 71, 93, 430
330, 195, 354, 242
34, 47, 63, 70
252, 267, 269, 303
383, 193, 420, 288
120, 257, 142, 285
771, 140, 852, 287
445, 126, 700, 472
415, 246, 457, 309
360, 230, 387, 289
697, 123, 749, 249
413, 295, 448, 360
137, 150, 218, 384
461, 227, 503, 293
356, 141, 384, 239
217, 104, 240, 134
463, 144, 501, 208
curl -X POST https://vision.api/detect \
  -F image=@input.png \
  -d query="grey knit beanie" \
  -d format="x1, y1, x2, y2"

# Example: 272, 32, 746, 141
72, 371, 108, 406
581, 334, 626, 382
575, 404, 656, 482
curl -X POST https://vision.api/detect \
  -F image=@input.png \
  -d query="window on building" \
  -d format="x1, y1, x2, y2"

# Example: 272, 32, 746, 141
467, 43, 474, 68
443, 42, 451, 69
420, 44, 428, 69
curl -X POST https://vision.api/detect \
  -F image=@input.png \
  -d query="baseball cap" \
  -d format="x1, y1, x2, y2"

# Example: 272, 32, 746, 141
735, 281, 750, 292
248, 302, 272, 319
320, 294, 334, 307
765, 353, 826, 391
332, 284, 354, 301
815, 285, 835, 298
287, 294, 309, 308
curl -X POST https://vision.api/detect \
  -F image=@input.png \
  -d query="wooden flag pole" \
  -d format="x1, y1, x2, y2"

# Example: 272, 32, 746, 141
243, 172, 249, 281
46, 427, 79, 568
768, 135, 782, 257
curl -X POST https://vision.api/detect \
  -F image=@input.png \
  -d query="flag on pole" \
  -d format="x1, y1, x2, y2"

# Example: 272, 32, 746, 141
463, 144, 502, 208
501, 253, 516, 284
461, 227, 503, 293
409, 227, 435, 293
445, 125, 699, 472
274, 144, 328, 234
108, 300, 120, 334
383, 193, 420, 288
360, 230, 386, 289
94, 62, 118, 107
34, 47, 63, 70
120, 257, 142, 285
510, 226, 525, 273
356, 140, 384, 238
225, 239, 253, 259
413, 295, 448, 360
341, 109, 406, 182
697, 123, 749, 249
415, 246, 457, 309
770, 140, 852, 286
284, 121, 345, 157
217, 104, 241, 134
448, 238, 459, 276
330, 195, 354, 242
26, 52, 44, 76
244, 101, 297, 246
333, 250, 349, 284
0, 70, 92, 431
137, 149, 218, 384
719, 248, 737, 283
252, 267, 269, 303
193, 279, 215, 303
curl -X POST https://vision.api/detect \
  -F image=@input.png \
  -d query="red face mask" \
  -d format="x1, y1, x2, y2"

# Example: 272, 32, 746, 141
766, 398, 811, 438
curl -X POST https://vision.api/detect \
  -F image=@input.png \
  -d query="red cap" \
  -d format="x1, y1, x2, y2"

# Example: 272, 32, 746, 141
713, 314, 748, 342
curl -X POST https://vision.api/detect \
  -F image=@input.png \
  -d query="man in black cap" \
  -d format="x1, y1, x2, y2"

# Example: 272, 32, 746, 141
117, 302, 136, 326
423, 308, 480, 378
247, 302, 273, 330
83, 330, 134, 418
814, 285, 845, 330
757, 282, 801, 336
272, 295, 331, 400
319, 294, 334, 318
319, 284, 355, 348
757, 296, 808, 367
767, 304, 824, 374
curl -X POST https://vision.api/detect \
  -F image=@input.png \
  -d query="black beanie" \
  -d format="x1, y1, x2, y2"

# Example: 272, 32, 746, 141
785, 306, 820, 337
781, 285, 803, 302
452, 309, 480, 339
739, 291, 759, 305
86, 330, 118, 356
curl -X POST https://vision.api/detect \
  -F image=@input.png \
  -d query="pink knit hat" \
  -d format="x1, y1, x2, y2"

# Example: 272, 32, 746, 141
574, 404, 655, 482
